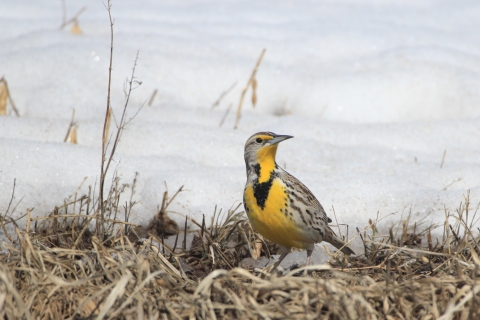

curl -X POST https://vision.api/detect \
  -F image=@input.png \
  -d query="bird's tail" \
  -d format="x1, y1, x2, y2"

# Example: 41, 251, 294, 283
326, 227, 355, 255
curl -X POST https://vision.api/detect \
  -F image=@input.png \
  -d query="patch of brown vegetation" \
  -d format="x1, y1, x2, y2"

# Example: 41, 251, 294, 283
1, 182, 479, 319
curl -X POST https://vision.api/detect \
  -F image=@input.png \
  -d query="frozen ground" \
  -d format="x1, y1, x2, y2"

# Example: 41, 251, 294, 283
1, 0, 480, 263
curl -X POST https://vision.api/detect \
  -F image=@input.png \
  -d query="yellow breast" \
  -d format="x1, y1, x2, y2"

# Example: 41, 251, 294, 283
244, 178, 308, 249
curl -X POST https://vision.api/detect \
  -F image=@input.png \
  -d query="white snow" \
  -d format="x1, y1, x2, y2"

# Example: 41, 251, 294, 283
1, 0, 480, 262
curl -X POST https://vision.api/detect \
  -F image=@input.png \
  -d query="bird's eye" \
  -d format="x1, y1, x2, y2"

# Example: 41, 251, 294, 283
255, 138, 263, 143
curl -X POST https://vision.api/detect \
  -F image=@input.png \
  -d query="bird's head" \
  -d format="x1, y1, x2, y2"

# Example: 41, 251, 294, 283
244, 132, 293, 170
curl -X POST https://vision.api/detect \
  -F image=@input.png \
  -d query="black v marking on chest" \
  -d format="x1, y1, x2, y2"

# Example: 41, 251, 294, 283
252, 164, 277, 210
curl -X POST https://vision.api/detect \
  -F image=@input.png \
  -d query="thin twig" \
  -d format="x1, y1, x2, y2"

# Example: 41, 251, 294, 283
234, 49, 266, 129
442, 177, 462, 191
104, 55, 141, 177
59, 6, 87, 29
0, 77, 20, 116
63, 109, 76, 142
211, 81, 237, 109
440, 149, 446, 168
148, 89, 158, 106
332, 205, 343, 240
219, 103, 233, 128
61, 0, 67, 26
98, 0, 115, 239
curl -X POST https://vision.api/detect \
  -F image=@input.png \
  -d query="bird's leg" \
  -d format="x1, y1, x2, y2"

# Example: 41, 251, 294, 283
306, 249, 313, 266
271, 247, 291, 272
304, 248, 313, 276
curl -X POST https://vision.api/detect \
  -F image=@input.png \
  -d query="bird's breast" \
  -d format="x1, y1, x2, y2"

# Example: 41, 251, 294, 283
244, 178, 308, 249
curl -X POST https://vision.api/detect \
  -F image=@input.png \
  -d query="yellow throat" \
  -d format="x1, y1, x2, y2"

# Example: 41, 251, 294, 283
255, 141, 278, 183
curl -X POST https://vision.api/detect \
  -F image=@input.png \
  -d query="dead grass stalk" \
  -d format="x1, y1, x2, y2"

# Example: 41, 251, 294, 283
234, 48, 266, 129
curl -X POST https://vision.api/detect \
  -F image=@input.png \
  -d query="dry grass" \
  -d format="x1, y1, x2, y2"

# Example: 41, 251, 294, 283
0, 76, 20, 116
234, 48, 266, 129
1, 181, 479, 319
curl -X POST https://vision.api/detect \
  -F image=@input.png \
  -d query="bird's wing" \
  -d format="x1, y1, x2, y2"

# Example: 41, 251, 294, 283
279, 169, 332, 224
278, 168, 355, 255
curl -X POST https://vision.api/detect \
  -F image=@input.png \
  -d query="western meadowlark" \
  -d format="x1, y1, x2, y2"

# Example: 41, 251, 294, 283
243, 131, 354, 269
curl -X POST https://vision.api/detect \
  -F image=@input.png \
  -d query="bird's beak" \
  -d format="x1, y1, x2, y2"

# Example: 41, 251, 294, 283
268, 134, 293, 145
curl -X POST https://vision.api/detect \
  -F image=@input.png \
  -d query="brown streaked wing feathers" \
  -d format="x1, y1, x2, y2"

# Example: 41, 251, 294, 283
281, 170, 331, 224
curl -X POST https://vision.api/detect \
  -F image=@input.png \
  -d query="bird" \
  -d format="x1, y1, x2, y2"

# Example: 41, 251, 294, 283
243, 131, 354, 270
